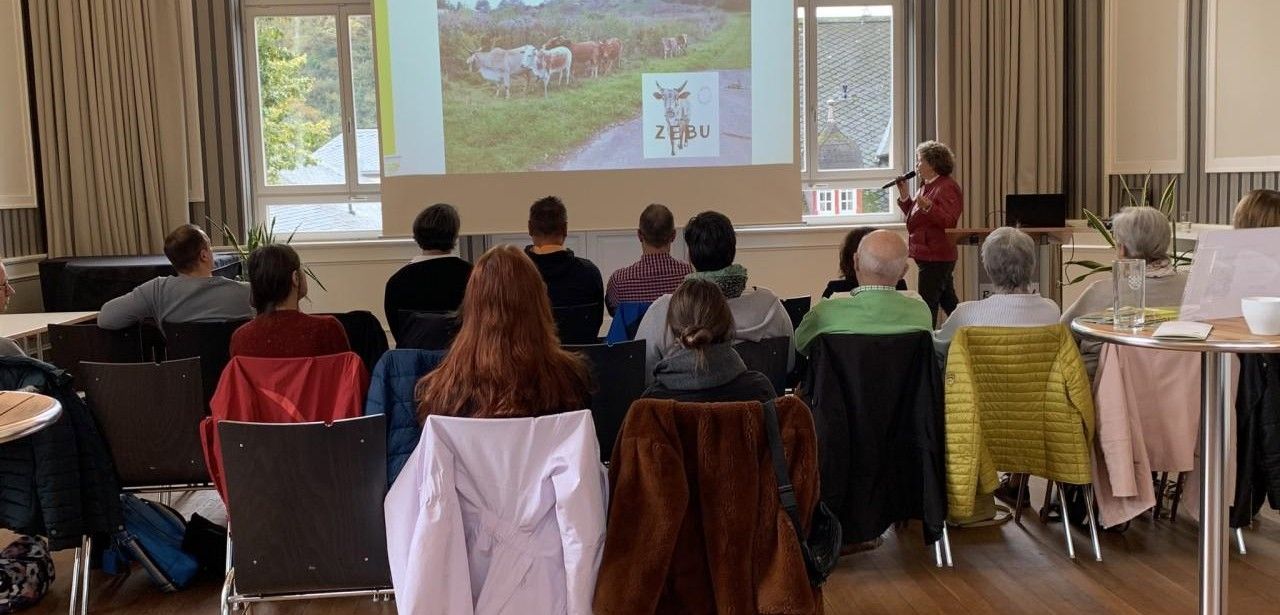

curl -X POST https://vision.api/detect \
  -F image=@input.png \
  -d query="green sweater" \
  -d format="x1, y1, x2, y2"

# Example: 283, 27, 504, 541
794, 289, 933, 355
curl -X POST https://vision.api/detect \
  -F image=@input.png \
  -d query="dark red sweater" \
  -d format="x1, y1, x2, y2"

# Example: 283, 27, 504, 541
230, 310, 351, 358
898, 174, 964, 262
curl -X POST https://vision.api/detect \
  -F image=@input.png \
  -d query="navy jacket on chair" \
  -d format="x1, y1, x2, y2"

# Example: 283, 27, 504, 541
364, 349, 447, 486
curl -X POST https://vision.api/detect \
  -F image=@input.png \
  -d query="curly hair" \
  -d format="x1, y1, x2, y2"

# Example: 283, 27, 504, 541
916, 140, 955, 176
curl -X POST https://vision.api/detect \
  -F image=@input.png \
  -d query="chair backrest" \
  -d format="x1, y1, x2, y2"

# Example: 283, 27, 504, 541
733, 337, 790, 394
47, 323, 147, 381
781, 296, 812, 331
565, 340, 646, 461
162, 320, 248, 406
396, 311, 459, 351
219, 415, 390, 596
81, 358, 209, 488
322, 311, 389, 372
553, 303, 603, 345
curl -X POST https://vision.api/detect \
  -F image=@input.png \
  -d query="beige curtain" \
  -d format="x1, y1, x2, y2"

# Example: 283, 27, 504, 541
27, 0, 201, 257
935, 0, 1064, 228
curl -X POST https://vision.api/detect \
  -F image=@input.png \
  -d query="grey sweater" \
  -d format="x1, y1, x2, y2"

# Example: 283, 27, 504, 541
98, 275, 253, 330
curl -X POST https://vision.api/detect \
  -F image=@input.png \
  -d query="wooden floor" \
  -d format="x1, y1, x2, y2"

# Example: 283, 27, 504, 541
17, 493, 1280, 614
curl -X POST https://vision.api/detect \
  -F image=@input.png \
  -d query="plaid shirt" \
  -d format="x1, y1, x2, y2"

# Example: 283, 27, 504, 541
605, 253, 694, 311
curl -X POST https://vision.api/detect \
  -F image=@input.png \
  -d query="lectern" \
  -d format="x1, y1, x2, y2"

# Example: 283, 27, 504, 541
945, 227, 1074, 307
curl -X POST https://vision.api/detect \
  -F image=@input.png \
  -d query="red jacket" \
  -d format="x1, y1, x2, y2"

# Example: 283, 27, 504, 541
898, 175, 963, 262
201, 352, 370, 502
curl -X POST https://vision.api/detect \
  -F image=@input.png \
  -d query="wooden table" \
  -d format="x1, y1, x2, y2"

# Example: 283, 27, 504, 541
1071, 316, 1280, 615
0, 311, 98, 360
0, 391, 62, 444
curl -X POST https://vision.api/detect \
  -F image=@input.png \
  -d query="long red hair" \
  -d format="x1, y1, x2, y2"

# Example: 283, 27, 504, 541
415, 245, 592, 419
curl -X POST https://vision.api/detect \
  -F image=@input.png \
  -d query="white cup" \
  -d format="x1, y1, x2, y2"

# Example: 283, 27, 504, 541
1241, 297, 1280, 336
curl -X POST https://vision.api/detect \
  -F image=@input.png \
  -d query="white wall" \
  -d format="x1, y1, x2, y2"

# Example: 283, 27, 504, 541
1104, 0, 1186, 175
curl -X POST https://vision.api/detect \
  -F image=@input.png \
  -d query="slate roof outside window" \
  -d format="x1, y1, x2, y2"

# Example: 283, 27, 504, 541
815, 15, 893, 171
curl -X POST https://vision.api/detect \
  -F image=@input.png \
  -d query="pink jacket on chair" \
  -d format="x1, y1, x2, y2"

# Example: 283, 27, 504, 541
1090, 344, 1200, 527
384, 410, 607, 615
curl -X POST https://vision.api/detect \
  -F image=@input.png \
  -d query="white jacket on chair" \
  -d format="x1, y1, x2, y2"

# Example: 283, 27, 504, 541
384, 409, 607, 615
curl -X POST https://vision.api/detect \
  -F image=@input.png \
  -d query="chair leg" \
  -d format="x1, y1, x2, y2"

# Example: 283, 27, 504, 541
1013, 473, 1029, 525
1054, 482, 1077, 560
934, 536, 944, 568
1236, 527, 1247, 555
67, 541, 82, 615
220, 567, 236, 615
77, 535, 91, 615
1170, 472, 1187, 522
1083, 484, 1104, 562
1153, 472, 1168, 519
941, 523, 954, 568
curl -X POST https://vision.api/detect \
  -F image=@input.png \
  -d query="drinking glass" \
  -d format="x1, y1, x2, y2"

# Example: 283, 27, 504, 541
1113, 259, 1146, 328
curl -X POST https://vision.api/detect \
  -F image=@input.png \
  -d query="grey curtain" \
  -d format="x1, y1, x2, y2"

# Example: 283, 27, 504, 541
936, 0, 1064, 228
27, 0, 200, 257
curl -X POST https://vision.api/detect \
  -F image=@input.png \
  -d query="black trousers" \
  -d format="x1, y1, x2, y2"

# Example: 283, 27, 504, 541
916, 260, 959, 327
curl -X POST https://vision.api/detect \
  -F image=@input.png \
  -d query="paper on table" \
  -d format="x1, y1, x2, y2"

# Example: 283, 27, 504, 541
1153, 321, 1213, 340
1180, 228, 1280, 321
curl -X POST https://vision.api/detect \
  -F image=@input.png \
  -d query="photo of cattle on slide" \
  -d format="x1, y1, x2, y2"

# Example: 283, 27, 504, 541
653, 81, 691, 156
440, 0, 750, 173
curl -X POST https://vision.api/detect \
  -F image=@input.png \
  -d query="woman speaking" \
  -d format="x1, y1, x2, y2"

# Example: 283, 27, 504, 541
895, 140, 963, 326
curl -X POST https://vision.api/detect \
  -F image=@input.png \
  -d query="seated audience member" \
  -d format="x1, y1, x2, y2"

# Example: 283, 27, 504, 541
98, 224, 252, 329
1062, 206, 1186, 377
935, 227, 1060, 362
794, 230, 931, 355
1233, 189, 1280, 229
416, 245, 592, 419
230, 244, 350, 358
523, 196, 604, 327
0, 262, 22, 357
642, 279, 776, 403
634, 211, 793, 379
384, 203, 472, 337
605, 203, 693, 314
822, 227, 908, 298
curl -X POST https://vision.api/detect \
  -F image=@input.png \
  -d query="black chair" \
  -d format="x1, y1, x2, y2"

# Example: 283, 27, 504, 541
163, 320, 248, 406
81, 359, 211, 489
218, 415, 392, 609
733, 337, 790, 395
781, 296, 812, 332
553, 303, 604, 345
47, 323, 150, 382
565, 340, 646, 461
396, 310, 459, 351
324, 311, 390, 372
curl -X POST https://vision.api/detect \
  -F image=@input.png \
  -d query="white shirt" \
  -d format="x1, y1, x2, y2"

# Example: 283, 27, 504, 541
408, 252, 455, 265
934, 293, 1061, 364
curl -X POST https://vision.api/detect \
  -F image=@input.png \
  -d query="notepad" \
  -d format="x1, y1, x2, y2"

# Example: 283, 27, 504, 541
1153, 321, 1213, 340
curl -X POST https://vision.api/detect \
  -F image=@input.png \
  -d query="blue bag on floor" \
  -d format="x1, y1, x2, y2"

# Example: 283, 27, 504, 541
101, 495, 199, 592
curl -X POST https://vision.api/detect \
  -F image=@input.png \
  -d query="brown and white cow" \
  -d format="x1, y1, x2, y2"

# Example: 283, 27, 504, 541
525, 46, 573, 96
466, 45, 535, 98
598, 37, 623, 73
675, 33, 689, 55
544, 36, 600, 78
661, 37, 678, 59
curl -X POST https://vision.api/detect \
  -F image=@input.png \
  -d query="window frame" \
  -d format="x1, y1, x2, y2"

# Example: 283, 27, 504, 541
797, 0, 906, 224
240, 1, 381, 240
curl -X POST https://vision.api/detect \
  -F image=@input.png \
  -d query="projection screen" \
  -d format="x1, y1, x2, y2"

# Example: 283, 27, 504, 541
373, 0, 799, 235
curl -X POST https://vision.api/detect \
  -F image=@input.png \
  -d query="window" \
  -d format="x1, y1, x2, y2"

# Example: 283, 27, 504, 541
817, 190, 834, 214
243, 3, 381, 237
797, 0, 905, 222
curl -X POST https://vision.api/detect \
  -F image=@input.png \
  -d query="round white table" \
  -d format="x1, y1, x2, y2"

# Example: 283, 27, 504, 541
1072, 316, 1280, 615
0, 391, 62, 444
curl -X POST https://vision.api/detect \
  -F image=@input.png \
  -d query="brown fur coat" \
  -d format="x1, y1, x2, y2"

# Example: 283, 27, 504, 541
594, 396, 824, 614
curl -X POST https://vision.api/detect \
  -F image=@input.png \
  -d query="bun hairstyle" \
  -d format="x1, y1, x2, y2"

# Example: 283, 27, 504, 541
667, 278, 735, 356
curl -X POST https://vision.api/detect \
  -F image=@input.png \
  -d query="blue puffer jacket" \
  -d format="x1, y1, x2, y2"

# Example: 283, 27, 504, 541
364, 349, 446, 487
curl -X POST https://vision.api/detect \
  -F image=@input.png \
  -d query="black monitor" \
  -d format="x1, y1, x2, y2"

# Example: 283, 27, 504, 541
1005, 193, 1067, 228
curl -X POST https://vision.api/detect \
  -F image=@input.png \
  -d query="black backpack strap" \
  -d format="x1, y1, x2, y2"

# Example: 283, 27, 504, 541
763, 400, 804, 534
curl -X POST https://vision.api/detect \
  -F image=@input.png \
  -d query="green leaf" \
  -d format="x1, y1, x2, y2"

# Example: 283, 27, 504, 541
1158, 176, 1179, 217
1121, 177, 1139, 209
1082, 209, 1116, 248
1065, 259, 1109, 270
1066, 265, 1112, 285
1139, 173, 1151, 208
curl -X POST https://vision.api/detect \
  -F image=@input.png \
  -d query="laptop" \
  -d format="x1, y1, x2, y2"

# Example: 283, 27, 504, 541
1005, 194, 1067, 228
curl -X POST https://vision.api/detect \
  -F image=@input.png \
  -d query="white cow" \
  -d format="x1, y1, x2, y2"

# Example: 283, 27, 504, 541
652, 81, 690, 156
524, 46, 573, 97
466, 45, 536, 98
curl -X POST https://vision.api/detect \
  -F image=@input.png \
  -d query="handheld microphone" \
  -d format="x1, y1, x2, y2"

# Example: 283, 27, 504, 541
881, 170, 917, 190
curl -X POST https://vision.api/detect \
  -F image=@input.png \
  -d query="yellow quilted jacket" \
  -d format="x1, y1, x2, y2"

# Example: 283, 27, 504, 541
944, 325, 1096, 520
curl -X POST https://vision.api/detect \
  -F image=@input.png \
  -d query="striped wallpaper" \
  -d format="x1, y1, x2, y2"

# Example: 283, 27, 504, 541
1073, 0, 1280, 223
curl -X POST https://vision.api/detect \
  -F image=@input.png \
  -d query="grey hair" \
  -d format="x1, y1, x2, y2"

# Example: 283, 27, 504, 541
855, 246, 908, 282
1111, 206, 1170, 263
981, 227, 1037, 292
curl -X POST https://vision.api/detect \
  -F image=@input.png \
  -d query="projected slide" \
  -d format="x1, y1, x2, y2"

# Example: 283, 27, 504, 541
376, 0, 792, 176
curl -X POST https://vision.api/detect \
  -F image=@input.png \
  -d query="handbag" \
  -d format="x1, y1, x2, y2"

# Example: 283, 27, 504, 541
762, 399, 842, 587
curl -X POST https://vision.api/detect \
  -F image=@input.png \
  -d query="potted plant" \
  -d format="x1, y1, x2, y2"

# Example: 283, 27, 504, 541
216, 218, 326, 291
1064, 174, 1191, 285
